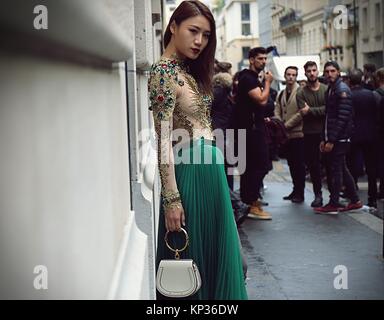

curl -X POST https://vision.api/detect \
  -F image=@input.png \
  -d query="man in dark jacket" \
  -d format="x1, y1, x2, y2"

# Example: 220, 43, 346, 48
374, 67, 384, 199
211, 69, 250, 225
347, 69, 378, 208
315, 61, 362, 214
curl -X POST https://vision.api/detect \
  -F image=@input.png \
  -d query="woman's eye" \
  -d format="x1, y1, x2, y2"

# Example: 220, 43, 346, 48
203, 33, 210, 39
189, 29, 197, 34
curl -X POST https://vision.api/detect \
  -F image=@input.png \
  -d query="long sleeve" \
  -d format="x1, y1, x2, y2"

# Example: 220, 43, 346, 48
308, 104, 326, 117
296, 87, 326, 117
285, 111, 303, 130
274, 92, 283, 121
296, 88, 305, 109
329, 87, 352, 143
148, 63, 182, 210
309, 85, 327, 117
285, 89, 303, 130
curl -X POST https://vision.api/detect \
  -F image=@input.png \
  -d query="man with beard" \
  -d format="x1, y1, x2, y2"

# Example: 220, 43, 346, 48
296, 61, 327, 208
315, 61, 362, 214
235, 47, 273, 220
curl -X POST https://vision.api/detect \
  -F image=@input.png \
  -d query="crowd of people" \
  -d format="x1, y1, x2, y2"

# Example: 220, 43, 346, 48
212, 49, 384, 220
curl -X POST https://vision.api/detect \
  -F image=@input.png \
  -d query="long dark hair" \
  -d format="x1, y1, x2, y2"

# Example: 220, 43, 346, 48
164, 0, 217, 95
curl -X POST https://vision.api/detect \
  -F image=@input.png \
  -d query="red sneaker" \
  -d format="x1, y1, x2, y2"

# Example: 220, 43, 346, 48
339, 201, 363, 212
314, 203, 344, 215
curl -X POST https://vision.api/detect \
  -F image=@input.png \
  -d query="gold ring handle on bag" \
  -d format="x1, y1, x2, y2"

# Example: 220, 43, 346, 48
164, 228, 189, 260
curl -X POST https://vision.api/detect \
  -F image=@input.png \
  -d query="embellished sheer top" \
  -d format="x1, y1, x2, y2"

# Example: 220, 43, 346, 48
148, 55, 214, 210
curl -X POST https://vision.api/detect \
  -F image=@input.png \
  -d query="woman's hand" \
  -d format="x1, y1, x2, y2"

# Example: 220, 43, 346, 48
165, 205, 185, 232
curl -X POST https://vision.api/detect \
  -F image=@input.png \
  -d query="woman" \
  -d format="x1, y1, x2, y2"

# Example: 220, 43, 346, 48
148, 0, 247, 300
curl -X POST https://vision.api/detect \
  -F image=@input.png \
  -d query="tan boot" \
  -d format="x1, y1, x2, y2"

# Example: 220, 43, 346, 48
248, 200, 272, 220
251, 200, 265, 208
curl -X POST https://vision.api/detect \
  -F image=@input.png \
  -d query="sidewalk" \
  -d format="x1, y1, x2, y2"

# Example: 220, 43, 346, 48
236, 160, 384, 300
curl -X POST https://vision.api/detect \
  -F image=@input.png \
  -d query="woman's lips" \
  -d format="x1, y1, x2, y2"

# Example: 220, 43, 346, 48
192, 48, 200, 54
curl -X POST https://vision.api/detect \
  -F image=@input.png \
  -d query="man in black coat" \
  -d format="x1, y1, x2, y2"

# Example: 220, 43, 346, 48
211, 69, 250, 226
347, 69, 378, 208
315, 61, 362, 214
374, 67, 384, 199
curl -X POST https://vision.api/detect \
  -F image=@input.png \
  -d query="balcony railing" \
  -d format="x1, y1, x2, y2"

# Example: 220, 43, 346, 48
279, 9, 302, 34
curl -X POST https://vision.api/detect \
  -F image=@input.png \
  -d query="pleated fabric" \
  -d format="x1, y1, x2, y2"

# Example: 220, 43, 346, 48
156, 138, 248, 300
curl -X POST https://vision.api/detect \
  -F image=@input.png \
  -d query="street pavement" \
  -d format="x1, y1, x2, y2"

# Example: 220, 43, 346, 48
236, 160, 384, 300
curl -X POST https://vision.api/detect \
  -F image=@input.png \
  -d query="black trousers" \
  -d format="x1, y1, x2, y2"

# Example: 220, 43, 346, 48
240, 130, 269, 204
304, 133, 323, 196
347, 140, 378, 201
324, 142, 359, 206
285, 137, 305, 197
377, 137, 384, 195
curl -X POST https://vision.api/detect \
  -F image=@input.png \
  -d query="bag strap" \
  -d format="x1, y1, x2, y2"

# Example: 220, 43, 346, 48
164, 228, 189, 259
277, 90, 284, 106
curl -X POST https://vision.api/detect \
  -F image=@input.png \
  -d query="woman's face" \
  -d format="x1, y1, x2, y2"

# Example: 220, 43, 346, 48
171, 15, 211, 60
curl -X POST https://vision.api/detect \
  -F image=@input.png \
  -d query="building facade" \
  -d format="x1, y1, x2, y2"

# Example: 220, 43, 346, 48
163, 0, 183, 29
321, 0, 384, 70
0, 0, 163, 299
357, 0, 384, 68
258, 0, 273, 47
271, 0, 328, 58
216, 0, 260, 73
270, 0, 383, 71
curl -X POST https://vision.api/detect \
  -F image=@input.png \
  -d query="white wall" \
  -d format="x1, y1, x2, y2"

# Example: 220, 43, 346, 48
251, 2, 260, 39
0, 53, 130, 299
226, 2, 242, 43
258, 0, 272, 47
0, 0, 161, 300
225, 1, 259, 43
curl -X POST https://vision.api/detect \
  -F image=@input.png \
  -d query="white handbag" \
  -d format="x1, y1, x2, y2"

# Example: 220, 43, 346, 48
156, 228, 202, 298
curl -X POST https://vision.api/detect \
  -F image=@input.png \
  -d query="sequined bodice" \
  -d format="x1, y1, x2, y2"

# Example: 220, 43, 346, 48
149, 57, 213, 139
148, 55, 214, 209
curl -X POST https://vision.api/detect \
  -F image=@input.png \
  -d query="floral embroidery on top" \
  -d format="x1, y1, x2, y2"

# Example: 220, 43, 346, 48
148, 54, 214, 210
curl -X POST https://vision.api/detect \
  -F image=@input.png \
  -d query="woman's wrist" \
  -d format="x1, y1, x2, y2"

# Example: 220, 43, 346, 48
164, 201, 182, 211
162, 190, 182, 210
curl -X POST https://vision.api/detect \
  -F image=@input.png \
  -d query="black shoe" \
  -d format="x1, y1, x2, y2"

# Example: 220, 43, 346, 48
339, 191, 348, 199
283, 192, 294, 200
291, 195, 304, 203
311, 195, 323, 208
367, 200, 377, 208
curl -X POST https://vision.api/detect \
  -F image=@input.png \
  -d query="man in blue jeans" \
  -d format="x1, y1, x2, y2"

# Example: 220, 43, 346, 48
315, 61, 362, 214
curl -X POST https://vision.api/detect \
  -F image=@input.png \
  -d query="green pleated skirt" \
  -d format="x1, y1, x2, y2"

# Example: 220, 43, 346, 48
156, 138, 248, 300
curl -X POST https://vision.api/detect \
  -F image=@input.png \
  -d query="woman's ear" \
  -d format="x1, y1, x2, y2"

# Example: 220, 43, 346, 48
170, 21, 177, 35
